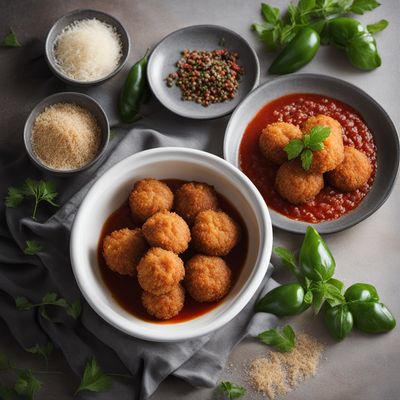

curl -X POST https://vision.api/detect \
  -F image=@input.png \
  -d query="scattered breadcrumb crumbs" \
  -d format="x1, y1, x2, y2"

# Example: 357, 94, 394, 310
248, 333, 324, 399
31, 102, 101, 170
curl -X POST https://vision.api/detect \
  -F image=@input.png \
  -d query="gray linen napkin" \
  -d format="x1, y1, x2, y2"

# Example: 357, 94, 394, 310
0, 128, 278, 399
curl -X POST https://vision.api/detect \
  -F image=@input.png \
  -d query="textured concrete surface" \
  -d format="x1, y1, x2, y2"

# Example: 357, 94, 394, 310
1, 1, 399, 399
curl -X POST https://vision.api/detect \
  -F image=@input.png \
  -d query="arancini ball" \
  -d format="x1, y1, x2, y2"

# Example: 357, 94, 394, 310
275, 159, 324, 205
185, 255, 232, 302
259, 122, 303, 165
327, 146, 372, 192
142, 284, 185, 320
129, 179, 173, 221
301, 115, 344, 173
191, 210, 240, 256
174, 182, 219, 224
102, 228, 147, 276
137, 247, 185, 295
142, 211, 191, 254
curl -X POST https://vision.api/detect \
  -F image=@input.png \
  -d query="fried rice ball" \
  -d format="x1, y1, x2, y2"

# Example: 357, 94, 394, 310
259, 122, 303, 165
327, 146, 372, 192
275, 159, 324, 205
102, 228, 147, 276
174, 182, 219, 224
129, 179, 173, 221
137, 247, 185, 295
142, 284, 185, 320
185, 255, 232, 302
301, 115, 344, 173
142, 211, 191, 254
191, 210, 240, 256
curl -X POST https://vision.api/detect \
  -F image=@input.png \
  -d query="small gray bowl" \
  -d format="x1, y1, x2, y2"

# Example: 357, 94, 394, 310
147, 25, 260, 119
24, 92, 110, 177
45, 9, 130, 86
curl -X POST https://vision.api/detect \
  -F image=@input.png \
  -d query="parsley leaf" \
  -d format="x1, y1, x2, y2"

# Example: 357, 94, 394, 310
2, 29, 21, 47
5, 187, 24, 208
24, 240, 43, 256
26, 343, 53, 367
258, 325, 296, 352
66, 300, 82, 320
284, 139, 304, 160
76, 358, 112, 394
15, 297, 33, 311
351, 0, 380, 15
14, 370, 42, 400
367, 19, 389, 34
301, 149, 313, 170
215, 381, 246, 399
0, 353, 12, 371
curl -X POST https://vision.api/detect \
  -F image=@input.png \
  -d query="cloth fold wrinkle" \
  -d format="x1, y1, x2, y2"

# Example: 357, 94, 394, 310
0, 127, 278, 400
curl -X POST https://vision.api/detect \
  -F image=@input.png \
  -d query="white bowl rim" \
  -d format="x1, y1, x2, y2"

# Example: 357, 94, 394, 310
70, 147, 273, 342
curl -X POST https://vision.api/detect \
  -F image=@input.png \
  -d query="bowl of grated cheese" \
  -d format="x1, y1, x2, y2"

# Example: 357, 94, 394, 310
45, 9, 130, 86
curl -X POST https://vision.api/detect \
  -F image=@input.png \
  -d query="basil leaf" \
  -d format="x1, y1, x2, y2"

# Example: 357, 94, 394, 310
298, 0, 316, 13
345, 33, 381, 69
273, 246, 297, 274
367, 19, 389, 34
258, 325, 296, 352
351, 0, 380, 14
261, 3, 281, 25
215, 381, 246, 399
24, 240, 43, 256
2, 30, 21, 47
301, 149, 313, 171
287, 3, 299, 24
66, 300, 82, 319
308, 125, 331, 145
284, 139, 304, 160
76, 358, 112, 394
304, 289, 313, 304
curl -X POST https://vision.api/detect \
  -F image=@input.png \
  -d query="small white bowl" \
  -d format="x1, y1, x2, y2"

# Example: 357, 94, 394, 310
70, 147, 272, 342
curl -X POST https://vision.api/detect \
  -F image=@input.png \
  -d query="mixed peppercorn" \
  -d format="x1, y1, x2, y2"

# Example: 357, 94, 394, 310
166, 49, 244, 107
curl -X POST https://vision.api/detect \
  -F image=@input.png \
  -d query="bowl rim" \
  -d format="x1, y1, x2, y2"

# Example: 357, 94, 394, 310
70, 147, 273, 341
223, 73, 400, 234
45, 8, 130, 86
147, 24, 260, 120
23, 91, 110, 176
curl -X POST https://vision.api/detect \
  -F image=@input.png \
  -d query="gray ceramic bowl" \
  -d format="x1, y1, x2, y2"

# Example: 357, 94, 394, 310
224, 74, 399, 234
147, 25, 260, 119
45, 9, 130, 86
24, 92, 110, 177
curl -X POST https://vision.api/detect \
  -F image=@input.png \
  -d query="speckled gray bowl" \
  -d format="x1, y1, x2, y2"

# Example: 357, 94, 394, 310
24, 92, 109, 177
147, 25, 260, 119
224, 74, 399, 234
45, 9, 130, 86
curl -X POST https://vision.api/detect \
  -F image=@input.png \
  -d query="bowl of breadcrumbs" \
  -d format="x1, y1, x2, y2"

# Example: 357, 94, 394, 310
24, 92, 109, 176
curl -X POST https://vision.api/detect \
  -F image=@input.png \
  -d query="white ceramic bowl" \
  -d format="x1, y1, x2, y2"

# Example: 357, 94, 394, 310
70, 147, 272, 342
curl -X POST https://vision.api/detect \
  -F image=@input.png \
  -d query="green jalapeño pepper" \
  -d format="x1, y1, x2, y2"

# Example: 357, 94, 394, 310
255, 283, 307, 316
119, 49, 150, 123
349, 302, 396, 334
345, 283, 379, 303
268, 27, 320, 75
299, 226, 336, 282
324, 304, 353, 341
328, 18, 367, 48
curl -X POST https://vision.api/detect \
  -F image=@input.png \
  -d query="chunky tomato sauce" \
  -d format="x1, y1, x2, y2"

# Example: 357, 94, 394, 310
239, 93, 377, 223
97, 180, 248, 324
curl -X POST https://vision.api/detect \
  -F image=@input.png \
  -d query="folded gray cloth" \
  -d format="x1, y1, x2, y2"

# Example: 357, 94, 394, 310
0, 128, 278, 399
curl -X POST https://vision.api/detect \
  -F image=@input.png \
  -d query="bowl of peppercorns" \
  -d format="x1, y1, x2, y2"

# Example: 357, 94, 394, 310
147, 25, 260, 120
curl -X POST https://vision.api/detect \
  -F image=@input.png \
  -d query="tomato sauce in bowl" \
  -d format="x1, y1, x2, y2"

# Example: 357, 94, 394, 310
239, 93, 377, 223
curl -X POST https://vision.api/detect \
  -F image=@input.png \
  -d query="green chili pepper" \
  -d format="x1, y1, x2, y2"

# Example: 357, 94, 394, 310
255, 283, 307, 316
299, 226, 336, 282
328, 18, 367, 48
349, 302, 396, 334
268, 27, 320, 75
118, 49, 150, 123
324, 304, 353, 341
345, 283, 379, 303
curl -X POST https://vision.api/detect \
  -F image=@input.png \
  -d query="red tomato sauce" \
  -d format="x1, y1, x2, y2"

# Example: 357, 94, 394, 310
97, 179, 248, 324
239, 93, 377, 223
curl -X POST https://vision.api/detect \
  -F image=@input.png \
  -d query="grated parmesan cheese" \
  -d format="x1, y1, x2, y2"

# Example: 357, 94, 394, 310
54, 18, 122, 81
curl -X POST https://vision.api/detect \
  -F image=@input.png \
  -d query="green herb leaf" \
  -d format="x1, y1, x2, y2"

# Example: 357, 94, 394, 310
261, 3, 281, 25
14, 370, 42, 400
76, 358, 112, 394
258, 325, 296, 352
303, 133, 311, 147
351, 0, 380, 14
273, 247, 297, 274
66, 300, 82, 319
301, 149, 313, 171
24, 240, 43, 256
287, 3, 299, 24
215, 381, 246, 399
218, 37, 226, 46
0, 353, 12, 371
284, 139, 304, 160
15, 297, 32, 311
308, 125, 330, 146
5, 187, 24, 208
2, 30, 21, 47
41, 292, 58, 304
25, 343, 53, 366
0, 385, 16, 400
367, 19, 389, 34
304, 289, 313, 304
298, 0, 316, 12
